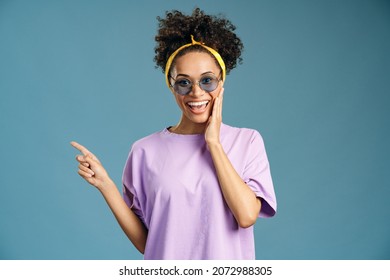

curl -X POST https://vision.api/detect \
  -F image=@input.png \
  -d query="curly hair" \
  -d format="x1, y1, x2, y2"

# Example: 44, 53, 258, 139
154, 8, 243, 76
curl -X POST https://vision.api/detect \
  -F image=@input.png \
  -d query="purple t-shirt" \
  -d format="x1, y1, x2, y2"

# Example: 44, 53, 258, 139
122, 123, 276, 259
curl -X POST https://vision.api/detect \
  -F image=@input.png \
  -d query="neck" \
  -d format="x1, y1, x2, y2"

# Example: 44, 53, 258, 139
169, 117, 207, 135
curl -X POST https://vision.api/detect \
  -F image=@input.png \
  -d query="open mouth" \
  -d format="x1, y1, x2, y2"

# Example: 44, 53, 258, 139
186, 100, 210, 112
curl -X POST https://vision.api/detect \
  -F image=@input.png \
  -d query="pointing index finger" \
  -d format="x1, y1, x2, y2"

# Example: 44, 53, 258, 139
70, 141, 92, 156
71, 141, 100, 163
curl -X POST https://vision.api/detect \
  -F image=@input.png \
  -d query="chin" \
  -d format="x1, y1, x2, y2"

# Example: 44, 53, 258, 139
189, 113, 211, 124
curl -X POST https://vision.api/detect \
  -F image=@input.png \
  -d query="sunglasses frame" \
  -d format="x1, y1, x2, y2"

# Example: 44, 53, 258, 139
169, 72, 222, 95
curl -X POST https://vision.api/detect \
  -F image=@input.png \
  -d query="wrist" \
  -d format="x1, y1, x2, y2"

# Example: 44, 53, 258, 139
207, 140, 222, 150
98, 178, 116, 194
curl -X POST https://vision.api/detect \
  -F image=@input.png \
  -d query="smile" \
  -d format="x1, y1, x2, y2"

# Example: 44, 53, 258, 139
187, 100, 209, 108
186, 100, 210, 113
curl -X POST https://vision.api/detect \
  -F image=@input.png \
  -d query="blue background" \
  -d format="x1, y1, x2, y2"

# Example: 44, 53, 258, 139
0, 0, 389, 260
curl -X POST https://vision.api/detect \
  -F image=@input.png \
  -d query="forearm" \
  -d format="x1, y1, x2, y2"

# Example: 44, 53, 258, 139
99, 180, 147, 254
208, 142, 261, 228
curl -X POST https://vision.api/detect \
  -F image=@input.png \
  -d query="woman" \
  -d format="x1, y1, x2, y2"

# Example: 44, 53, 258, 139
71, 8, 276, 260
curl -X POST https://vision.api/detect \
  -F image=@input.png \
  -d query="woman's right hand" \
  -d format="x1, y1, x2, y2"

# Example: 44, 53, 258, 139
71, 141, 113, 191
71, 141, 148, 253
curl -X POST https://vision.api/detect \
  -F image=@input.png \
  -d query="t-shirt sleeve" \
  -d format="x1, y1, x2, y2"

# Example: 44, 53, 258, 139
122, 146, 147, 227
243, 130, 277, 218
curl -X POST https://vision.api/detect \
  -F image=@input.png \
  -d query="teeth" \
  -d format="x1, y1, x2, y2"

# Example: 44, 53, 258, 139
187, 101, 209, 106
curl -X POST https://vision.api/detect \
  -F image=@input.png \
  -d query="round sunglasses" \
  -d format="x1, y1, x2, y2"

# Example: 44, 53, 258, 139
169, 72, 222, 95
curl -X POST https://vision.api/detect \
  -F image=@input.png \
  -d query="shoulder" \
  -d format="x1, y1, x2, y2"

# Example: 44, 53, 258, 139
221, 123, 264, 144
123, 129, 166, 161
124, 129, 167, 167
131, 130, 163, 150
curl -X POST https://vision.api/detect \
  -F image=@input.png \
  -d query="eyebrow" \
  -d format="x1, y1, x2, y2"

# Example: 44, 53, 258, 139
176, 71, 214, 78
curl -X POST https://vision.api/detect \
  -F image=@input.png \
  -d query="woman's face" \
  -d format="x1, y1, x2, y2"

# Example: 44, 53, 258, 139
169, 51, 223, 126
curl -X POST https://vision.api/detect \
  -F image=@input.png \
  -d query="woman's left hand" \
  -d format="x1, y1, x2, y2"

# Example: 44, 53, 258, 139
205, 88, 224, 145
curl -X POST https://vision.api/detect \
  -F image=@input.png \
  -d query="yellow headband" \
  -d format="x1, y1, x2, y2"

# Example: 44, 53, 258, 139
165, 35, 226, 88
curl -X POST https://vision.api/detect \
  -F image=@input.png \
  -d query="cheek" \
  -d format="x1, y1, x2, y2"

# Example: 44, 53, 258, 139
209, 89, 219, 102
210, 82, 222, 96
174, 95, 186, 108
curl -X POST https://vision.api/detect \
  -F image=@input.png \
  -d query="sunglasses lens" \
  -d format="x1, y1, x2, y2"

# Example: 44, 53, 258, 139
199, 76, 218, 92
173, 79, 192, 95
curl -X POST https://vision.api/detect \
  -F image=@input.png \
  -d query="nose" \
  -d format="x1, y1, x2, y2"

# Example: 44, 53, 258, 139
189, 82, 205, 97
